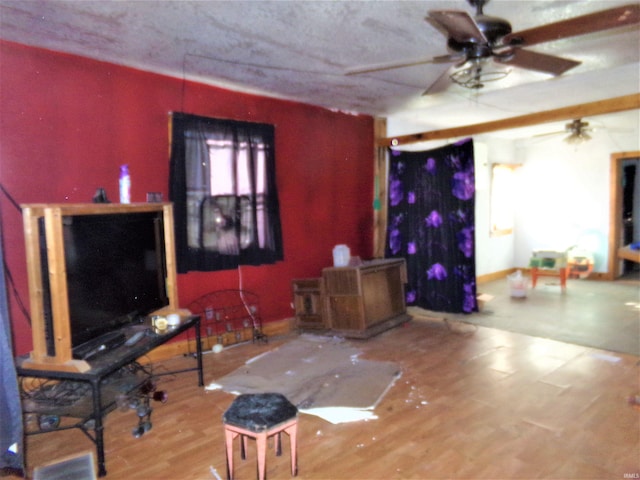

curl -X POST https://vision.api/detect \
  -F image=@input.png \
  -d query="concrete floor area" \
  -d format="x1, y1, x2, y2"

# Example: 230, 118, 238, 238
424, 273, 640, 356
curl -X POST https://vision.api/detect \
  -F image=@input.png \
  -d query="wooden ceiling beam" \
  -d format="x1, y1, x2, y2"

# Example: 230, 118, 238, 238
378, 93, 640, 147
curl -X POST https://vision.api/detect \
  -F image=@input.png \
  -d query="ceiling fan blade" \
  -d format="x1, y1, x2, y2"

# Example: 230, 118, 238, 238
504, 4, 640, 47
427, 10, 487, 44
344, 56, 437, 75
422, 65, 457, 96
533, 130, 565, 139
344, 52, 465, 76
497, 49, 580, 76
432, 53, 467, 64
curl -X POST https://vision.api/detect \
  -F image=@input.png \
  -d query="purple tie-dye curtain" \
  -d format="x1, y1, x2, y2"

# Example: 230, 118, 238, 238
385, 138, 477, 314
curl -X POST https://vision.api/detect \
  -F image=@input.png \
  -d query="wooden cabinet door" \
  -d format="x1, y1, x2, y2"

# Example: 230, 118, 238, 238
361, 265, 405, 327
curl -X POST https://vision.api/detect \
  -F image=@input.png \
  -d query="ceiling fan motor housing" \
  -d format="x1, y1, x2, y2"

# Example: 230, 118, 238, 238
446, 13, 512, 60
447, 37, 491, 59
567, 119, 589, 133
475, 14, 512, 43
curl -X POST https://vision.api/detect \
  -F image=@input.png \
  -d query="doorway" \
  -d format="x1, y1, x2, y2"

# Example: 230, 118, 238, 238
622, 160, 639, 276
608, 151, 640, 279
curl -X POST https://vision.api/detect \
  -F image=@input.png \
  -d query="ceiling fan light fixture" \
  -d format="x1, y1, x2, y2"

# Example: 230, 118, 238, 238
450, 59, 510, 89
564, 131, 592, 145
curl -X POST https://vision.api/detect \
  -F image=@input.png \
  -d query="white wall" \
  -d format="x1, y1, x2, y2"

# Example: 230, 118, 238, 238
492, 129, 639, 274
512, 140, 611, 271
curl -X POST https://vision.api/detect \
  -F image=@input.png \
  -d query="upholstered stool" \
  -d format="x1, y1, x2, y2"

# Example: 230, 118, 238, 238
223, 393, 298, 480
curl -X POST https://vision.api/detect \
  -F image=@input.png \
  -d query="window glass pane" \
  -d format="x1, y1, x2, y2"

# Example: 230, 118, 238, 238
255, 149, 266, 194
207, 142, 267, 196
208, 141, 234, 196
200, 196, 239, 254
237, 147, 251, 195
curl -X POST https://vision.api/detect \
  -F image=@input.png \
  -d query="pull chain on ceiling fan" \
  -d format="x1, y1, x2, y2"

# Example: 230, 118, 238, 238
346, 1, 640, 95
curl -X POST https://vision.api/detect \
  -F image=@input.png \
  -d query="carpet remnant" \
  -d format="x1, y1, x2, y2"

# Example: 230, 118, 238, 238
206, 335, 402, 424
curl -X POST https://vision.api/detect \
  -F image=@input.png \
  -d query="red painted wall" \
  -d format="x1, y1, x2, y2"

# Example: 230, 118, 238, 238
0, 40, 374, 356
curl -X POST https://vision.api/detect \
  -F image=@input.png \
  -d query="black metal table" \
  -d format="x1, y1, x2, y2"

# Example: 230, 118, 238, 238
16, 315, 203, 477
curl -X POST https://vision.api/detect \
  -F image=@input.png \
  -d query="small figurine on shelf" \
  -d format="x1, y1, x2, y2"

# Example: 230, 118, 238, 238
92, 187, 110, 203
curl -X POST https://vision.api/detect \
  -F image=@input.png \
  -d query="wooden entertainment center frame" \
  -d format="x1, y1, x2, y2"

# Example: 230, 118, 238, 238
21, 203, 180, 373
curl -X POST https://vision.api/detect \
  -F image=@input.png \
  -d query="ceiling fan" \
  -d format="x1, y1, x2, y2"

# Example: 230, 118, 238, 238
562, 119, 593, 144
346, 1, 640, 94
533, 119, 595, 144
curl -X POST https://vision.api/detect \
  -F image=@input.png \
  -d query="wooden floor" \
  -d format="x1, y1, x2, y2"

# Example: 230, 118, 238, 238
16, 319, 640, 479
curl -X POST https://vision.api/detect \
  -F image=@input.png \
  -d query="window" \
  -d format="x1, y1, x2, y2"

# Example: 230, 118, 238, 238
490, 163, 519, 237
169, 113, 283, 272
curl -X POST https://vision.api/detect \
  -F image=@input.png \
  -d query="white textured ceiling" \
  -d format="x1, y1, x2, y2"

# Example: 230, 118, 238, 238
0, 0, 638, 139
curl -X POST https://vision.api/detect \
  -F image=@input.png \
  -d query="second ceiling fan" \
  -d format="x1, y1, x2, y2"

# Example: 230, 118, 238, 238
534, 119, 595, 145
347, 1, 640, 94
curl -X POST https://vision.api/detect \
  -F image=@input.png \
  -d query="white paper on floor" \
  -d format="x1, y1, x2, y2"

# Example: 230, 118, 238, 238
206, 334, 401, 424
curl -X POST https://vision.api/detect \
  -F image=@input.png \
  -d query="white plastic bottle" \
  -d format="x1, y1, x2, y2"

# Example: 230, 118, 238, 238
119, 164, 131, 204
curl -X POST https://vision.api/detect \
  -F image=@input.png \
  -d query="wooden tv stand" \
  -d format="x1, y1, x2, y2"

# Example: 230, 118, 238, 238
21, 203, 180, 372
322, 258, 409, 338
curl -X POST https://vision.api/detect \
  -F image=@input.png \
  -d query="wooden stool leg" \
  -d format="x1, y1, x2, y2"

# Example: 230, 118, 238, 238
240, 435, 247, 460
256, 432, 267, 480
275, 432, 282, 456
224, 428, 236, 480
287, 423, 298, 476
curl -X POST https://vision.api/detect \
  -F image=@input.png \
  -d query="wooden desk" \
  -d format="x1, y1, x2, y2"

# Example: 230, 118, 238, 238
16, 315, 203, 477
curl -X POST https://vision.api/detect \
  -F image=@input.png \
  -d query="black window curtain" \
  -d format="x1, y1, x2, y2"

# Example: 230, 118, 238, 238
385, 139, 477, 314
169, 112, 283, 273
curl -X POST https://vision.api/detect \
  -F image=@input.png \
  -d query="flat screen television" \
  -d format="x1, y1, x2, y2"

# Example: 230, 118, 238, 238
22, 203, 179, 372
40, 211, 169, 355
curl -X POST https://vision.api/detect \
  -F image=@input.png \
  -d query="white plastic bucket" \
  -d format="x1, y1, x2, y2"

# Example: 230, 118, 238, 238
507, 270, 528, 298
332, 244, 350, 267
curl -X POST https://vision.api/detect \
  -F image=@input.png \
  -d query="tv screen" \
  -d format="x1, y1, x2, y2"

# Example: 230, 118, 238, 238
40, 211, 170, 351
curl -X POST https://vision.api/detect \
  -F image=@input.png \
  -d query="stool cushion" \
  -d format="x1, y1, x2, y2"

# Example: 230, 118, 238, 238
223, 393, 298, 433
